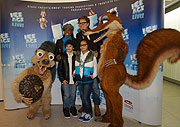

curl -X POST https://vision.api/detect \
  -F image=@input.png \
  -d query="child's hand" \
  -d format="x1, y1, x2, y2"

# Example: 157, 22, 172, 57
75, 82, 78, 86
63, 80, 68, 85
88, 75, 94, 79
73, 73, 76, 77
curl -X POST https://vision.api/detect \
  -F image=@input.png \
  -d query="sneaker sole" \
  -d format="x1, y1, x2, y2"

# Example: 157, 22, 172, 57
65, 116, 70, 119
70, 113, 78, 117
82, 117, 93, 122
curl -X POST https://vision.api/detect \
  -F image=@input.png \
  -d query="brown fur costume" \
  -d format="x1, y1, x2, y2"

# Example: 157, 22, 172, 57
11, 42, 56, 120
85, 11, 180, 127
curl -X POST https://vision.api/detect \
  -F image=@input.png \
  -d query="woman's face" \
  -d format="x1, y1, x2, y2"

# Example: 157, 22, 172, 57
80, 40, 88, 52
64, 28, 73, 37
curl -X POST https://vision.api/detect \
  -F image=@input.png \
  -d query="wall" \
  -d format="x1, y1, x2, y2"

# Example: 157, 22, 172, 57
164, 7, 180, 82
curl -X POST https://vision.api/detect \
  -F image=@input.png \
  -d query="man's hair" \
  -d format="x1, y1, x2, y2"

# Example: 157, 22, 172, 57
78, 16, 90, 24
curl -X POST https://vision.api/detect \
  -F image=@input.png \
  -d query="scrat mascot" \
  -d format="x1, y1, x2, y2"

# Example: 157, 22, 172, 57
84, 11, 180, 127
12, 41, 56, 120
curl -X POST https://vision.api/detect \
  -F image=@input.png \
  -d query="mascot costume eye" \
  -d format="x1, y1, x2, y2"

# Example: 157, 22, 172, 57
11, 41, 56, 120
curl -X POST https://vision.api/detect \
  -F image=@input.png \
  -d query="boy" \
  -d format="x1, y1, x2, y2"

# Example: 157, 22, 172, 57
58, 40, 78, 118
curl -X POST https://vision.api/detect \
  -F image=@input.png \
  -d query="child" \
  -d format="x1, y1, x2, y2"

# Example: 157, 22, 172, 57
58, 40, 78, 118
75, 39, 97, 122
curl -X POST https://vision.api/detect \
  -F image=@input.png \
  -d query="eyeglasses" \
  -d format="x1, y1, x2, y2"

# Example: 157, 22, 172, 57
80, 44, 87, 47
78, 22, 87, 25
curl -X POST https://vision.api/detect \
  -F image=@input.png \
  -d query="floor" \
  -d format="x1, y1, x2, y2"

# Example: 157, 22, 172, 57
0, 80, 180, 127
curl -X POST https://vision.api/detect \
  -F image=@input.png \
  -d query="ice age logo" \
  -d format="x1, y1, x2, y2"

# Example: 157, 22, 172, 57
12, 54, 26, 68
130, 54, 138, 71
142, 25, 158, 36
10, 12, 24, 27
0, 33, 10, 48
122, 29, 129, 45
24, 34, 37, 48
131, 0, 144, 20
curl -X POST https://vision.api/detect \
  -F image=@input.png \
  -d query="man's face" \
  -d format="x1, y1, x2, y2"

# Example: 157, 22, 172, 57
78, 19, 89, 31
64, 28, 73, 37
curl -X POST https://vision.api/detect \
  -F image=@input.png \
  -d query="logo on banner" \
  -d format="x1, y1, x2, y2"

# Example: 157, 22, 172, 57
131, 0, 144, 20
10, 12, 24, 27
130, 54, 137, 71
124, 100, 133, 113
12, 54, 26, 68
0, 33, 10, 48
122, 29, 129, 45
24, 34, 37, 48
142, 25, 158, 36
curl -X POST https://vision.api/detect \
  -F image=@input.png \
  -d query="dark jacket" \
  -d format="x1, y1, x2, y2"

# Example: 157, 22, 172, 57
54, 35, 76, 60
57, 52, 76, 83
76, 31, 103, 61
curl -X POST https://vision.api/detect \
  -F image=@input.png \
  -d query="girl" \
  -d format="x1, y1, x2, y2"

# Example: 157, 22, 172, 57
75, 39, 97, 122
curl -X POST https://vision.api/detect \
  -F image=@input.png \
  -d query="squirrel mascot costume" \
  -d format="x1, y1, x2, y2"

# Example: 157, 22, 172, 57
12, 41, 56, 120
85, 11, 180, 127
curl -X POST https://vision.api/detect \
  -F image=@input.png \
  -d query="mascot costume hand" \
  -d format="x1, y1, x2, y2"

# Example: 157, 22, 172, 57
11, 41, 56, 120
85, 11, 180, 127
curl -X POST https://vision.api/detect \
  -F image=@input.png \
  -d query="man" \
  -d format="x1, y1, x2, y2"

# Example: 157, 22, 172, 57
76, 16, 103, 117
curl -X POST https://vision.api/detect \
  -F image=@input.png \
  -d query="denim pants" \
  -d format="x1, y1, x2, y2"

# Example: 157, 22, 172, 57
78, 83, 93, 114
92, 77, 100, 105
61, 84, 77, 108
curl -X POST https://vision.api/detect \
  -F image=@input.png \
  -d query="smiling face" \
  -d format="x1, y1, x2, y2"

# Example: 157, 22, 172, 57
78, 19, 90, 31
64, 28, 73, 37
31, 49, 55, 75
80, 40, 88, 53
66, 44, 73, 53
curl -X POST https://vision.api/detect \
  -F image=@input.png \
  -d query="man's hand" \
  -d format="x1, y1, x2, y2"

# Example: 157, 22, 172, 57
93, 51, 98, 58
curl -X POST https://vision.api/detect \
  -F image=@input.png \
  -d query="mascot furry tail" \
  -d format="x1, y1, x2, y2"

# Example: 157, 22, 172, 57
125, 28, 180, 89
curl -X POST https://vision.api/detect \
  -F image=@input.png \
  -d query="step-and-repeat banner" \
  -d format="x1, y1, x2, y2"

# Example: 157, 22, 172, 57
1, 0, 163, 125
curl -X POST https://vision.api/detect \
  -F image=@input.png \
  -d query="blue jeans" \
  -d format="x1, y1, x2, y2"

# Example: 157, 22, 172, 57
92, 77, 100, 105
61, 84, 77, 108
78, 83, 93, 114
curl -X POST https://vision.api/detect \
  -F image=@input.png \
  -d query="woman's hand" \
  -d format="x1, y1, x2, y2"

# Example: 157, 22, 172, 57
56, 54, 61, 61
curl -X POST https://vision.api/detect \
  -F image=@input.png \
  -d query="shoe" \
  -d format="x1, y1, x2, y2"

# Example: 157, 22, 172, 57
78, 112, 86, 121
94, 104, 101, 116
63, 107, 70, 119
78, 106, 83, 113
70, 106, 78, 117
82, 113, 93, 122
